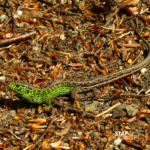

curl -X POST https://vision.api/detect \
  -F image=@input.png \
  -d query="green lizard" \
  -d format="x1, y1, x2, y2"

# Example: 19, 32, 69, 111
7, 81, 78, 110
6, 29, 150, 110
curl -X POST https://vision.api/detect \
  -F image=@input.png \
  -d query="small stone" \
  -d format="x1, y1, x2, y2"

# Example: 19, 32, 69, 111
85, 102, 98, 112
114, 138, 122, 145
0, 76, 6, 81
120, 143, 126, 149
0, 14, 7, 21
126, 105, 138, 116
113, 108, 127, 118
60, 33, 66, 40
18, 10, 23, 16
141, 68, 147, 74
77, 132, 83, 136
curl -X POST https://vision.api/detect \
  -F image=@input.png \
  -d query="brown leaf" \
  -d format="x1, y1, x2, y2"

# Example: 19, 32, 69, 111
52, 19, 57, 30
45, 52, 52, 57
84, 10, 96, 16
122, 0, 139, 5
123, 139, 142, 149
26, 117, 50, 124
28, 10, 43, 18
13, 115, 25, 120
55, 121, 71, 136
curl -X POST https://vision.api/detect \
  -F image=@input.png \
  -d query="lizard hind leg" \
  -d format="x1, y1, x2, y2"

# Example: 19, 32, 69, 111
70, 86, 82, 104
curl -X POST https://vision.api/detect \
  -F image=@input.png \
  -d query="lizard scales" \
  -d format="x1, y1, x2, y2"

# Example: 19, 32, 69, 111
7, 29, 150, 109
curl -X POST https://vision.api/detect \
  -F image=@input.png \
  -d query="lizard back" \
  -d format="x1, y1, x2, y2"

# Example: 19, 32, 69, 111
7, 81, 78, 103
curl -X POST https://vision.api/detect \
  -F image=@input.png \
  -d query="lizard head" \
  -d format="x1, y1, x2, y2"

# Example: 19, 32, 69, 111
7, 82, 21, 93
7, 82, 31, 96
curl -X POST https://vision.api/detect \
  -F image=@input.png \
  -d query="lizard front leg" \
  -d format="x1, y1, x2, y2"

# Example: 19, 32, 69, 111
43, 98, 51, 110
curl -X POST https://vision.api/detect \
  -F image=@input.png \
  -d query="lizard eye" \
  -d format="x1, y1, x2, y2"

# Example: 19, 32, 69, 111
15, 84, 20, 88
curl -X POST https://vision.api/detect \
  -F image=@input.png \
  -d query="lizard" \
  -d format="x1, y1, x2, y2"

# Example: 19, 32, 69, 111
6, 29, 150, 110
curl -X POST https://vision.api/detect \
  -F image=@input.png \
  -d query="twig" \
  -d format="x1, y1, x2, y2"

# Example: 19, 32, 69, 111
96, 102, 121, 117
8, 130, 21, 140
0, 31, 36, 46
